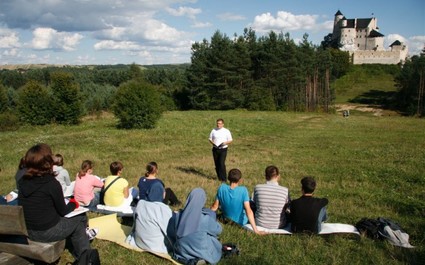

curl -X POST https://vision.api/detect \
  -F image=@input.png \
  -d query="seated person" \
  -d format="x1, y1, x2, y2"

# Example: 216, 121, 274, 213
253, 165, 290, 229
290, 176, 328, 233
104, 161, 136, 207
0, 157, 26, 206
73, 160, 104, 209
18, 143, 91, 263
126, 185, 172, 254
168, 188, 222, 265
211, 168, 263, 235
53, 153, 74, 197
138, 161, 181, 206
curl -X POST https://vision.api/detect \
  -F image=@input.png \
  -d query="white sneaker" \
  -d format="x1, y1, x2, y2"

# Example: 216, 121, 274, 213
86, 227, 99, 241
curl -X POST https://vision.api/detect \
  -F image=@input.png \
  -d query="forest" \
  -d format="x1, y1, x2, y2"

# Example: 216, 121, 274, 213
0, 28, 424, 129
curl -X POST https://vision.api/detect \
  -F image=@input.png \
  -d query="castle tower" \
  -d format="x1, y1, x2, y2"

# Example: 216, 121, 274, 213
332, 10, 344, 40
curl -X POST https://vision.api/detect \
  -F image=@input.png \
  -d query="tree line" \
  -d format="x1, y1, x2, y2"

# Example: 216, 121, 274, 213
0, 29, 423, 130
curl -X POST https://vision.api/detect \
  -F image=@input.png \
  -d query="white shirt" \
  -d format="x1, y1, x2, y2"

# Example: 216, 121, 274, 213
209, 127, 232, 149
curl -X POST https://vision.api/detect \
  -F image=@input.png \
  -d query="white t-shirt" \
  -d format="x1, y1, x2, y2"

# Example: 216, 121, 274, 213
209, 127, 232, 148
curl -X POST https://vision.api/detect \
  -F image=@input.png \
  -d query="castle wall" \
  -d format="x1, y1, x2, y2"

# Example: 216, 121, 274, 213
351, 49, 408, 64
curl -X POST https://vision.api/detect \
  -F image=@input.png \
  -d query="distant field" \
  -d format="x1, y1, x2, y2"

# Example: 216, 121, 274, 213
0, 110, 423, 264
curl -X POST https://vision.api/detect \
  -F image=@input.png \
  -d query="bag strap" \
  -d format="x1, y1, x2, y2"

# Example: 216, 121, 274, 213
103, 176, 121, 195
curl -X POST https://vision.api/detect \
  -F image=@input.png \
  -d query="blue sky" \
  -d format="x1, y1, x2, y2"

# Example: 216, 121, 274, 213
0, 0, 424, 65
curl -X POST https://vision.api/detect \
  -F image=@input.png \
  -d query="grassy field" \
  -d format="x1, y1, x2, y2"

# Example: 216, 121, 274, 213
0, 110, 424, 265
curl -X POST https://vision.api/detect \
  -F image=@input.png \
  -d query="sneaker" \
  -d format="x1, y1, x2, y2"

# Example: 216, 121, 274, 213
86, 227, 99, 241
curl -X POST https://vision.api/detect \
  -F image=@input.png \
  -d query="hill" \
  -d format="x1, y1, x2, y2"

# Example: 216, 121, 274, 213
0, 110, 423, 264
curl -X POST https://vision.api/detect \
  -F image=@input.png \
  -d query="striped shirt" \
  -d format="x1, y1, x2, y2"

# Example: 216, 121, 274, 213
253, 181, 290, 229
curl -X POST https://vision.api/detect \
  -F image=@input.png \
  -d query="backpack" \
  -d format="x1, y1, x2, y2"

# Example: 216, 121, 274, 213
76, 249, 101, 265
355, 218, 381, 239
377, 217, 414, 248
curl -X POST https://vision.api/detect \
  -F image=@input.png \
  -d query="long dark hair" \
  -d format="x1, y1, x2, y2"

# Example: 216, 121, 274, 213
24, 143, 54, 178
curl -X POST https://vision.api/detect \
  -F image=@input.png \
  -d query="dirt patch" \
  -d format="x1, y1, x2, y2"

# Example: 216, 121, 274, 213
335, 104, 399, 116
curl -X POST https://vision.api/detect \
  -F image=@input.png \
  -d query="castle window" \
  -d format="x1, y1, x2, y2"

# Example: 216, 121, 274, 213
357, 44, 360, 47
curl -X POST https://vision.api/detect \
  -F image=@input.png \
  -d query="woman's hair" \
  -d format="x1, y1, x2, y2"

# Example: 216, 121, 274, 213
145, 161, 158, 177
110, 161, 123, 175
265, 165, 279, 181
18, 157, 26, 169
24, 143, 54, 178
53, 154, 64, 166
78, 160, 93, 178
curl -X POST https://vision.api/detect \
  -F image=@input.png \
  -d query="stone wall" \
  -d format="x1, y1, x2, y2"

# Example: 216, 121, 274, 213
351, 49, 408, 64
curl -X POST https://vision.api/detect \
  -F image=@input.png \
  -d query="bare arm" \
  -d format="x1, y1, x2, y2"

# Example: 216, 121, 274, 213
123, 186, 129, 198
244, 201, 266, 235
211, 199, 220, 211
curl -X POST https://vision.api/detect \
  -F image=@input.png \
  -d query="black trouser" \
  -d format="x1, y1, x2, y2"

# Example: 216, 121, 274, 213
212, 147, 228, 181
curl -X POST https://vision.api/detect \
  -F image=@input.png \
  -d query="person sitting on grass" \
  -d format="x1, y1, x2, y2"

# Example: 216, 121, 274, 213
290, 176, 328, 234
253, 165, 290, 229
211, 168, 264, 235
103, 161, 137, 207
53, 153, 73, 197
168, 188, 222, 265
73, 160, 104, 210
126, 184, 173, 254
137, 161, 181, 206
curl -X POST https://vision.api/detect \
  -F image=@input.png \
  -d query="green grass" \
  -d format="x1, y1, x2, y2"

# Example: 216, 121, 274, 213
333, 66, 398, 104
1, 111, 424, 265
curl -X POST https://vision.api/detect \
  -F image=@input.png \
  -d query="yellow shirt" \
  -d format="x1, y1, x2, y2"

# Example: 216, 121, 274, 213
103, 175, 128, 207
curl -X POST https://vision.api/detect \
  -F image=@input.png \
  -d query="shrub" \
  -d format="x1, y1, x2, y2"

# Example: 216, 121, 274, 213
0, 111, 20, 131
17, 80, 53, 125
0, 84, 8, 113
112, 80, 163, 129
50, 72, 83, 125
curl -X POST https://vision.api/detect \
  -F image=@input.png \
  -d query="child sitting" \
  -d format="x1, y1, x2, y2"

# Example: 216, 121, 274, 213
103, 161, 137, 207
211, 168, 264, 235
53, 154, 74, 197
73, 160, 104, 210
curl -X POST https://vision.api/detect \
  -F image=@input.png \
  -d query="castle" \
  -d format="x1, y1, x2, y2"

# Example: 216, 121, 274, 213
332, 10, 408, 64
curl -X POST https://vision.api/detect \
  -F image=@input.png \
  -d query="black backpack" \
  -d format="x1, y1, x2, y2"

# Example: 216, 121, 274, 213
355, 218, 381, 239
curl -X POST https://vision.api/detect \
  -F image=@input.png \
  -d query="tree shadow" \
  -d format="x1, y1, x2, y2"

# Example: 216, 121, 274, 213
349, 90, 397, 109
176, 166, 215, 180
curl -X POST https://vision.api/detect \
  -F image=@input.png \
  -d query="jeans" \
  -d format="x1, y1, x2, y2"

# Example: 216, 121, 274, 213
28, 214, 90, 260
212, 147, 227, 182
317, 207, 328, 232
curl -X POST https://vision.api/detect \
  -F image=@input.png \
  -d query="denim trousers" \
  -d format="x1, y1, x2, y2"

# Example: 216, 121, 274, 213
28, 214, 90, 260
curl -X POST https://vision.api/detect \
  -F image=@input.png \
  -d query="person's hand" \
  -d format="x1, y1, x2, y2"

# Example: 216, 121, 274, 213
68, 198, 80, 209
218, 143, 224, 148
254, 230, 267, 235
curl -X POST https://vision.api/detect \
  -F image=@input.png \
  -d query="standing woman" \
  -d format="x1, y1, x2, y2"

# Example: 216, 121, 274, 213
168, 188, 222, 265
18, 143, 91, 263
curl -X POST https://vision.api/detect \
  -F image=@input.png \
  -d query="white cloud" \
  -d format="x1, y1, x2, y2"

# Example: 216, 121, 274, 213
251, 11, 331, 33
191, 21, 212, 28
217, 12, 245, 21
31, 27, 83, 51
94, 40, 141, 50
408, 35, 425, 55
0, 28, 20, 48
166, 6, 201, 19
